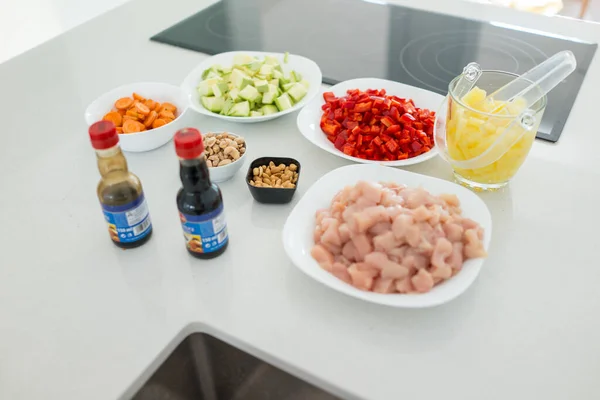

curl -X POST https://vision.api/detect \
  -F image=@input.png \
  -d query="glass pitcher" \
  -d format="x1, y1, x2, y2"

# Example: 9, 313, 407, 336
435, 71, 547, 191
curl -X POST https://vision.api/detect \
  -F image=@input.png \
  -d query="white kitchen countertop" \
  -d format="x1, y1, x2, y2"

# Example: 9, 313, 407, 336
1, 0, 599, 399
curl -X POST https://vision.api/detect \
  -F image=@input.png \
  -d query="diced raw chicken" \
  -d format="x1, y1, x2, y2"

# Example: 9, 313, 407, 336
355, 196, 378, 210
385, 206, 403, 220
443, 222, 464, 242
348, 264, 377, 291
413, 205, 431, 222
338, 223, 351, 243
388, 245, 408, 261
411, 269, 434, 293
319, 262, 333, 273
406, 224, 421, 247
364, 251, 408, 279
381, 261, 409, 280
342, 241, 359, 262
402, 187, 431, 209
464, 229, 487, 258
430, 264, 452, 279
447, 242, 464, 270
440, 193, 460, 207
311, 245, 335, 265
373, 231, 398, 253
395, 277, 414, 293
411, 249, 431, 269
351, 233, 373, 261
321, 242, 341, 256
350, 206, 388, 233
311, 181, 486, 294
364, 251, 389, 269
369, 222, 392, 236
431, 238, 453, 270
315, 209, 330, 225
331, 262, 352, 284
313, 227, 323, 244
392, 214, 414, 240
373, 277, 395, 294
356, 181, 384, 203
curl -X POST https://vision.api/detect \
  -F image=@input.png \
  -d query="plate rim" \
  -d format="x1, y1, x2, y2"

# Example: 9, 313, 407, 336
296, 77, 445, 166
282, 164, 493, 308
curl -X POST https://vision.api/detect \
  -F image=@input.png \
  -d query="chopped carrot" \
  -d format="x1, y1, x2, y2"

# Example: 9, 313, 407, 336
107, 94, 175, 133
144, 110, 158, 128
103, 111, 123, 127
132, 92, 146, 102
160, 102, 177, 113
159, 110, 175, 120
123, 119, 143, 133
115, 97, 134, 110
144, 99, 156, 110
122, 115, 139, 122
135, 102, 150, 115
126, 109, 145, 119
152, 118, 167, 129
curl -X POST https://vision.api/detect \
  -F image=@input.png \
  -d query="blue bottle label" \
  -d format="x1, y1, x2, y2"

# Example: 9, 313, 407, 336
101, 193, 152, 244
179, 204, 228, 254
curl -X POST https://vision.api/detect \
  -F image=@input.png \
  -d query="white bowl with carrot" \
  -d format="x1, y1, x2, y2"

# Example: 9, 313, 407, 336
85, 82, 189, 152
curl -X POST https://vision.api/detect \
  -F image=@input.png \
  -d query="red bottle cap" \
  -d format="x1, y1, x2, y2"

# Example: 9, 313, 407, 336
174, 128, 204, 159
89, 121, 119, 150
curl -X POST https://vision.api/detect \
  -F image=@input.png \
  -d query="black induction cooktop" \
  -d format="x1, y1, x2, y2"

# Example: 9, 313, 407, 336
151, 0, 597, 142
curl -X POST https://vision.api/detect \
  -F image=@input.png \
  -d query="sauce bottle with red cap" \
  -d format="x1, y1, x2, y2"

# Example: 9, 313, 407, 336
174, 128, 228, 259
88, 121, 153, 248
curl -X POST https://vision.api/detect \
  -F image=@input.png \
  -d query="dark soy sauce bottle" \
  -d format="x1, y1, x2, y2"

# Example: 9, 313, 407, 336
174, 128, 229, 259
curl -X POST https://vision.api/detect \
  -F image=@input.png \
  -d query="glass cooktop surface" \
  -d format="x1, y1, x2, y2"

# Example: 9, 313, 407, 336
152, 0, 597, 142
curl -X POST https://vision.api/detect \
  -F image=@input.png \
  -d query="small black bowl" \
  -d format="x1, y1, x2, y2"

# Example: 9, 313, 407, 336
246, 157, 301, 204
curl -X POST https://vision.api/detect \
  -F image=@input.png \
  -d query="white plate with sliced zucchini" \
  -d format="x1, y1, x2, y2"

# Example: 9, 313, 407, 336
181, 51, 323, 123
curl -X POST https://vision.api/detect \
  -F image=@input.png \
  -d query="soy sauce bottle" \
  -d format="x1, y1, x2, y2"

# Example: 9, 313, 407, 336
88, 121, 153, 248
175, 128, 229, 258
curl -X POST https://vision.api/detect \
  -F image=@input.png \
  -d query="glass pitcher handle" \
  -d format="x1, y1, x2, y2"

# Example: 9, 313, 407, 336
453, 62, 482, 99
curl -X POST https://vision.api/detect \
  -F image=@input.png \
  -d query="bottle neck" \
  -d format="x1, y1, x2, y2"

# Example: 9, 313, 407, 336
180, 154, 212, 192
96, 145, 128, 177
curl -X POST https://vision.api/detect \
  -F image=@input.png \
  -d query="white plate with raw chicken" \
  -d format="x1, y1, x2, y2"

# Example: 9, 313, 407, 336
282, 164, 492, 308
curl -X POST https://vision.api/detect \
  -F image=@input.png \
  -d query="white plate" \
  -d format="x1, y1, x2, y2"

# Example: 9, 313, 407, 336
181, 51, 322, 123
282, 164, 492, 308
296, 78, 445, 166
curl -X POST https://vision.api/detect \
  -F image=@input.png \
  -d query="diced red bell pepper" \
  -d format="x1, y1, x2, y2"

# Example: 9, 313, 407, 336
319, 87, 436, 162
354, 102, 373, 113
334, 131, 348, 150
399, 113, 416, 125
385, 139, 399, 154
381, 116, 395, 128
342, 143, 355, 156
385, 125, 401, 135
411, 141, 423, 153
323, 92, 336, 102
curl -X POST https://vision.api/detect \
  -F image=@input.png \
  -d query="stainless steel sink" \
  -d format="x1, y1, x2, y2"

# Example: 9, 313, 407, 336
132, 333, 341, 400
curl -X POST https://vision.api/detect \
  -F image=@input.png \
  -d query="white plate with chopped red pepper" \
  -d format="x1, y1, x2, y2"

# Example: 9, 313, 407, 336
296, 78, 445, 166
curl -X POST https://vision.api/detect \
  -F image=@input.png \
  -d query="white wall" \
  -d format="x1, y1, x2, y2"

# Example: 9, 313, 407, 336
0, 0, 130, 64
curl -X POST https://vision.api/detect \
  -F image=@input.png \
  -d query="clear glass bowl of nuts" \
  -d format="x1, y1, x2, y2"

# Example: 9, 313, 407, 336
246, 157, 301, 204
203, 132, 247, 182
